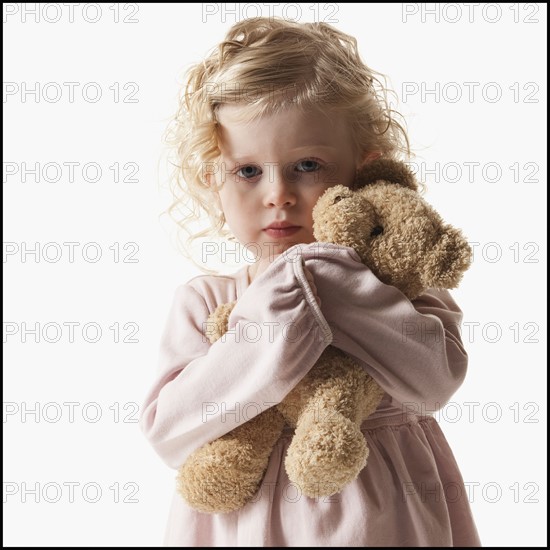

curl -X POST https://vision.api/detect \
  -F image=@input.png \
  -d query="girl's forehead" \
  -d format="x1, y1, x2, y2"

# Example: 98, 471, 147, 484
216, 104, 354, 158
216, 102, 287, 124
217, 102, 340, 130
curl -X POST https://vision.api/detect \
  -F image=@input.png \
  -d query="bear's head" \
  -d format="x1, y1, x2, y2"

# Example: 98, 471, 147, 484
312, 159, 472, 300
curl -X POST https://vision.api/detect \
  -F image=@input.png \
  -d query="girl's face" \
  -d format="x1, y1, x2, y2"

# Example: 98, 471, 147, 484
213, 104, 362, 262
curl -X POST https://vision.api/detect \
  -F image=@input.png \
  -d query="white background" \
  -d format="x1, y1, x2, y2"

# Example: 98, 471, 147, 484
3, 2, 547, 547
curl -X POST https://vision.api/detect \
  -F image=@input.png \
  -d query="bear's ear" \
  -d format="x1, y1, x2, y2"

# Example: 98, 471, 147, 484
420, 227, 473, 290
353, 158, 418, 192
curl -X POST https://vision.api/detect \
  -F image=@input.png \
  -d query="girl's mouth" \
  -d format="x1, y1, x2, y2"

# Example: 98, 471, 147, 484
263, 226, 301, 238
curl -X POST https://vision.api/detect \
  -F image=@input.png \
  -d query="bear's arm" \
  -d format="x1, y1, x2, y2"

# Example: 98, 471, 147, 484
139, 257, 332, 470
301, 242, 468, 414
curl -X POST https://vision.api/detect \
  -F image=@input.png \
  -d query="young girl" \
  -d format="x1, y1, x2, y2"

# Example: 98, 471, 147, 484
140, 17, 482, 547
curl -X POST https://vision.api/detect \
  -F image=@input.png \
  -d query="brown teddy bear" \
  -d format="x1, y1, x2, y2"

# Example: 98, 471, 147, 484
177, 158, 472, 514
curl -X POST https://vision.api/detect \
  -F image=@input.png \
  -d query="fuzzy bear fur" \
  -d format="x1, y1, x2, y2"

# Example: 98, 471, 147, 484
177, 159, 472, 514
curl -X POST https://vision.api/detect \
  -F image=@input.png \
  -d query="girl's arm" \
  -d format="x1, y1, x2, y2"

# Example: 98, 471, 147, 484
301, 243, 469, 415
139, 256, 332, 469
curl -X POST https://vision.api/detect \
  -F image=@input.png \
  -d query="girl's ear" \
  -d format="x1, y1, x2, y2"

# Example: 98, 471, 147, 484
357, 150, 383, 170
351, 151, 383, 189
355, 158, 418, 192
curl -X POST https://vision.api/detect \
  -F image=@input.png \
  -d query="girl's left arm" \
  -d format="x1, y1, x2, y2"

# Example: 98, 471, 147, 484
300, 243, 469, 414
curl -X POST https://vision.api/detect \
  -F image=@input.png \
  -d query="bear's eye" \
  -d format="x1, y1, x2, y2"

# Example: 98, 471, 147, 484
371, 225, 384, 237
333, 195, 343, 204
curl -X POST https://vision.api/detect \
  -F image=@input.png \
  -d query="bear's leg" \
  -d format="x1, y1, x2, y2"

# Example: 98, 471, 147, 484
284, 407, 368, 499
177, 407, 286, 513
281, 347, 384, 498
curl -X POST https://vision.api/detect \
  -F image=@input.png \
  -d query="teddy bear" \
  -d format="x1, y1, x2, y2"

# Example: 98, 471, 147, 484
176, 158, 472, 514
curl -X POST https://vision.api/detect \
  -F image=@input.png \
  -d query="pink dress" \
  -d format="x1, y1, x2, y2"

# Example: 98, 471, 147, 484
140, 242, 482, 547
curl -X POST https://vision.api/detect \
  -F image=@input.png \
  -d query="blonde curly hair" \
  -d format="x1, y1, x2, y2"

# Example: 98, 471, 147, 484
163, 17, 411, 274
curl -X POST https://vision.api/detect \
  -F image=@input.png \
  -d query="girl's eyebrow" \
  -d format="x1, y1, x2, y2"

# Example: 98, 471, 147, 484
227, 145, 338, 163
225, 155, 256, 164
288, 145, 338, 153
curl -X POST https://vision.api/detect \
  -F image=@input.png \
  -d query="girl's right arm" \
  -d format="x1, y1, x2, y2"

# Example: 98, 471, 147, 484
139, 256, 332, 470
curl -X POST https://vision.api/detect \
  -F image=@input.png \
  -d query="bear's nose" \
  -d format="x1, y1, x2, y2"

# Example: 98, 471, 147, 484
371, 226, 384, 237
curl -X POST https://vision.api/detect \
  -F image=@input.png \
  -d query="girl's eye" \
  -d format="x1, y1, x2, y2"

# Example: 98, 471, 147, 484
296, 159, 322, 173
236, 165, 261, 179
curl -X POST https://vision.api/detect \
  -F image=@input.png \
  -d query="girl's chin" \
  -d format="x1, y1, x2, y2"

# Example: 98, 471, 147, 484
265, 240, 303, 251
260, 234, 314, 246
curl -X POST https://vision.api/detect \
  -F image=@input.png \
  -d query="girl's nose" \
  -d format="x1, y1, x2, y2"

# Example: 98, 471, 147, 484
264, 171, 297, 207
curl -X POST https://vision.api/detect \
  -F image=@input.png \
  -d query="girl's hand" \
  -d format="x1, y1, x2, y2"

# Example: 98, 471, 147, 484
303, 264, 322, 308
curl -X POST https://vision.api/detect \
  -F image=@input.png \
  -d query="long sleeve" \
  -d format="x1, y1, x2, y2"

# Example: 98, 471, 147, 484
298, 242, 469, 414
139, 256, 333, 469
